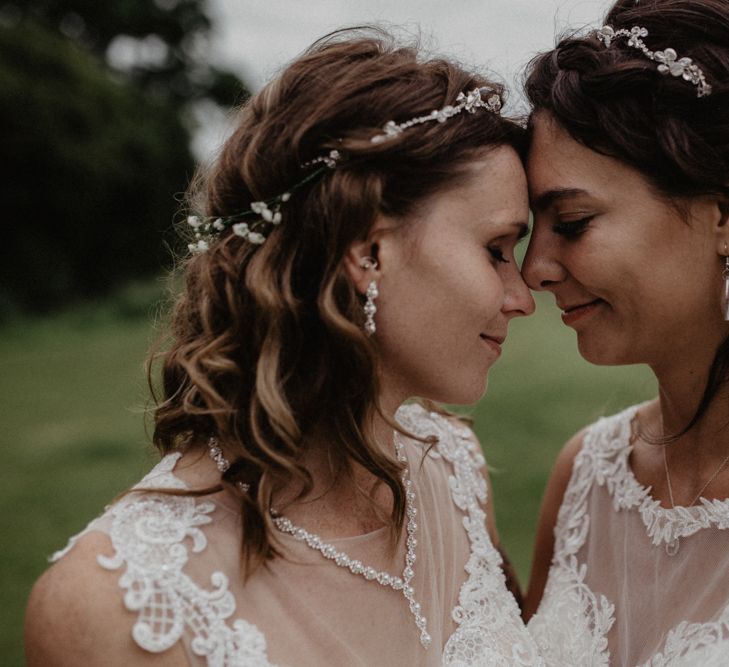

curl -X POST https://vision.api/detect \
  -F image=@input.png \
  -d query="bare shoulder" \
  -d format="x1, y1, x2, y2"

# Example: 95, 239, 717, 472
25, 531, 187, 667
523, 428, 588, 620
548, 428, 587, 496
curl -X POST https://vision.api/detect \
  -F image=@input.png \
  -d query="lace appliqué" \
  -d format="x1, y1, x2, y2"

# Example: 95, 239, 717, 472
640, 605, 729, 667
397, 405, 544, 667
592, 411, 729, 548
527, 414, 620, 666
529, 405, 729, 667
55, 453, 276, 667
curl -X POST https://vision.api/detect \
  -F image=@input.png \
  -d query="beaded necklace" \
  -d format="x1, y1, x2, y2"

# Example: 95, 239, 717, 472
207, 435, 431, 649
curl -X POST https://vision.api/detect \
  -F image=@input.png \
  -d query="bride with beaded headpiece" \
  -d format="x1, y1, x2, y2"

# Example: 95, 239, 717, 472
25, 27, 543, 666
521, 0, 729, 665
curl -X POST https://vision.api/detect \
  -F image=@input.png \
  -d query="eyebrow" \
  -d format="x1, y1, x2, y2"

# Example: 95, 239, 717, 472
531, 188, 591, 212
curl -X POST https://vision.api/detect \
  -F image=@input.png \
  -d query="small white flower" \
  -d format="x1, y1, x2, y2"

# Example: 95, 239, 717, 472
281, 192, 291, 202
250, 201, 266, 214
232, 222, 249, 237
188, 239, 209, 254
212, 218, 225, 230
261, 208, 273, 222
187, 215, 202, 228
247, 232, 266, 244
272, 211, 282, 225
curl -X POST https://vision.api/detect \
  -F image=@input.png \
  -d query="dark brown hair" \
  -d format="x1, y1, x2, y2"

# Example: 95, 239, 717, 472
525, 0, 729, 434
151, 27, 526, 575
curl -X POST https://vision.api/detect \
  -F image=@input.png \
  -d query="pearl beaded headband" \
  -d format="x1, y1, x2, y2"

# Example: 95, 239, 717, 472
185, 87, 502, 254
596, 25, 713, 98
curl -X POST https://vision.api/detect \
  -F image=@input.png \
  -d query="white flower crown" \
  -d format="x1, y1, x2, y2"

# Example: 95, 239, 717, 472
186, 87, 503, 254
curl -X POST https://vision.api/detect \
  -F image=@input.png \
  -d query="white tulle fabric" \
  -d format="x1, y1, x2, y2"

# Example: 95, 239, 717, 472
528, 404, 729, 667
52, 404, 542, 666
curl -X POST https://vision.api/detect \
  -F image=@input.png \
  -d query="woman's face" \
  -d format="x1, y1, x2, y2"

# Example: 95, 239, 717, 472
522, 112, 725, 370
373, 145, 535, 405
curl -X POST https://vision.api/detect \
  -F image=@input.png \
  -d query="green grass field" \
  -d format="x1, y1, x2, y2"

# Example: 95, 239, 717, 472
1, 290, 656, 665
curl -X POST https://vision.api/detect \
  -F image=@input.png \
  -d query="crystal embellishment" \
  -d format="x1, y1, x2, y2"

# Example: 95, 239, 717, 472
596, 25, 712, 97
370, 87, 502, 144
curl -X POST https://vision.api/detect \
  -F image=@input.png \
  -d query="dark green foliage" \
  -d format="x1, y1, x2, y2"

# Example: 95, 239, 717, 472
0, 19, 192, 311
0, 1, 249, 314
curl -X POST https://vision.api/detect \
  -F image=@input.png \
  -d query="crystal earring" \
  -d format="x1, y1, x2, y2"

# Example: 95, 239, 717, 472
722, 244, 729, 321
359, 257, 378, 336
364, 281, 379, 335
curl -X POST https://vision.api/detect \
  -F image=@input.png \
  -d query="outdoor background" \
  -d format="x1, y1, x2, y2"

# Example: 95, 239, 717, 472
1, 0, 653, 665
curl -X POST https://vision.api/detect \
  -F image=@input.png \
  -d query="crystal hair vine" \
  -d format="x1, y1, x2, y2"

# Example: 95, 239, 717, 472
370, 87, 502, 144
185, 86, 503, 254
596, 25, 713, 98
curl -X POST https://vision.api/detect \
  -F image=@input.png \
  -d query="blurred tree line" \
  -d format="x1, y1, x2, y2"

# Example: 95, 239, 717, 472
1, 0, 249, 315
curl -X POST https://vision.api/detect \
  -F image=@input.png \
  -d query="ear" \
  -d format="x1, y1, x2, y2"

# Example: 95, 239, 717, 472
342, 214, 390, 295
714, 196, 729, 256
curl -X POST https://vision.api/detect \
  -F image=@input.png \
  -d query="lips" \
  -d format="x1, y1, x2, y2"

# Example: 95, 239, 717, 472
479, 333, 505, 356
480, 333, 505, 345
559, 298, 604, 325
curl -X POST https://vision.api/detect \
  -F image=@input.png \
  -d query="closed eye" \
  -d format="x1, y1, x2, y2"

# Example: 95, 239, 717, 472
552, 216, 593, 238
488, 246, 509, 263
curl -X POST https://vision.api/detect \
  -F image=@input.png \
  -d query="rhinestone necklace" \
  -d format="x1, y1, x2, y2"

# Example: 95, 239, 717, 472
206, 435, 431, 649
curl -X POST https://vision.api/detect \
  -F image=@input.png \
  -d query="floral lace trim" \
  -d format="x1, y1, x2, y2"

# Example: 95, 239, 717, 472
639, 604, 729, 667
527, 412, 618, 666
529, 404, 729, 667
398, 405, 544, 666
54, 452, 277, 667
589, 406, 729, 547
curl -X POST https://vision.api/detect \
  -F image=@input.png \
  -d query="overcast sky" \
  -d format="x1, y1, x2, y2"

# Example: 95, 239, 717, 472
194, 0, 614, 157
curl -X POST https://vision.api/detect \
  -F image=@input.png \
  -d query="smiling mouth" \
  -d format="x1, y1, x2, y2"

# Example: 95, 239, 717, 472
561, 298, 604, 325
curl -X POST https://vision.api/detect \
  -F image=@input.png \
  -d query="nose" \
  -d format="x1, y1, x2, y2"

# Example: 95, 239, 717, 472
522, 225, 567, 292
503, 265, 536, 318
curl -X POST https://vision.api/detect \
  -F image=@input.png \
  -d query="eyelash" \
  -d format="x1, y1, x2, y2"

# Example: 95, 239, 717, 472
488, 246, 509, 263
552, 217, 593, 238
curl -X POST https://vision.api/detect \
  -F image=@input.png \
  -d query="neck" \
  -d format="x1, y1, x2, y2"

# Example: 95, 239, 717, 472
273, 384, 409, 537
643, 348, 729, 494
651, 342, 729, 453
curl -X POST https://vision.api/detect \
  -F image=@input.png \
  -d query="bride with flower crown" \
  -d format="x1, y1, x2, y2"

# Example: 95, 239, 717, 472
25, 28, 543, 666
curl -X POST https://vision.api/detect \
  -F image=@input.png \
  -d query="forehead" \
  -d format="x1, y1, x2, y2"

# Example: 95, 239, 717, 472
526, 113, 640, 205
453, 146, 529, 217
404, 146, 529, 244
527, 114, 595, 192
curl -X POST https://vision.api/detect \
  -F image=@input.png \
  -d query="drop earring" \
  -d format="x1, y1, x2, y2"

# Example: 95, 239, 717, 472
722, 243, 729, 321
360, 257, 378, 336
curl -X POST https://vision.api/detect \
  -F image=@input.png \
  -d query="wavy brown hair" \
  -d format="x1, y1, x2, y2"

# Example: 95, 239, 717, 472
525, 0, 729, 437
151, 27, 526, 576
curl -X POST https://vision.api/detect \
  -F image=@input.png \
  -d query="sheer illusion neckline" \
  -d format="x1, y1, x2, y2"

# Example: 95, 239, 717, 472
593, 405, 729, 547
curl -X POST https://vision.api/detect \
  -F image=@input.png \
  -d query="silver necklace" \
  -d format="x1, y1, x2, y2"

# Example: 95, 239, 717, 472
207, 435, 431, 649
662, 444, 729, 556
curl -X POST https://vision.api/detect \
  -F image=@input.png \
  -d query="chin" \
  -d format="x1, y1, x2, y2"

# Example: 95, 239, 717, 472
428, 375, 489, 406
577, 336, 636, 366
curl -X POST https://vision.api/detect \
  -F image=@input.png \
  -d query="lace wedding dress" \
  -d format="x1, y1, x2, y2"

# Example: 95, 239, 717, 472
528, 404, 729, 666
52, 403, 543, 666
